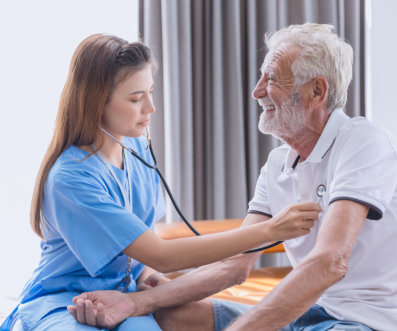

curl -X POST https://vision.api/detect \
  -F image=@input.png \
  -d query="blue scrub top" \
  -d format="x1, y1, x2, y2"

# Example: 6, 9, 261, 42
6, 136, 165, 330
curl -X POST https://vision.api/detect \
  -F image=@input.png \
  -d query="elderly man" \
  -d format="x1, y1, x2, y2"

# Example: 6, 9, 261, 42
69, 23, 397, 331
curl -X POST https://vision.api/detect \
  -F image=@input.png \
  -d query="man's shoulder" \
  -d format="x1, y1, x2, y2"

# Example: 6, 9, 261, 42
341, 116, 381, 133
336, 116, 397, 153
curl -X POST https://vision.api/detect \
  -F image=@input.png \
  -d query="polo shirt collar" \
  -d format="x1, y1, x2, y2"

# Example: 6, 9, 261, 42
284, 108, 350, 171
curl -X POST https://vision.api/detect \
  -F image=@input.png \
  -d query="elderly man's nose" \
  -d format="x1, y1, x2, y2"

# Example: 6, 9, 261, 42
252, 78, 267, 99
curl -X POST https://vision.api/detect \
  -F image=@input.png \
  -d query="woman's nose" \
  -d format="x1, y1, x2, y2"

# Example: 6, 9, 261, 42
144, 96, 156, 114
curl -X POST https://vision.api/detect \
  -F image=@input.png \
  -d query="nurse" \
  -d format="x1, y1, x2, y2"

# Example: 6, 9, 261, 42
1, 34, 320, 330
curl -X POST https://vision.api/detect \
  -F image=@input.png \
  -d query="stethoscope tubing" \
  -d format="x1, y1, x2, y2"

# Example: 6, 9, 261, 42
101, 128, 283, 254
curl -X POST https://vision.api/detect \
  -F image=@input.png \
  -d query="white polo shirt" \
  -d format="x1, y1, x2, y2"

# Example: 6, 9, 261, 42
248, 109, 397, 330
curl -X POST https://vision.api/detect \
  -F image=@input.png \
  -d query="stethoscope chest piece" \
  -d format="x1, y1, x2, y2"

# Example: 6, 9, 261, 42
316, 184, 326, 198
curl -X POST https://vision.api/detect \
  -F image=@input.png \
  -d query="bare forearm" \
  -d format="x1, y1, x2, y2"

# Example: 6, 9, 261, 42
128, 214, 267, 314
228, 201, 368, 330
125, 204, 319, 273
155, 222, 272, 272
227, 252, 341, 330
131, 214, 267, 313
132, 252, 261, 315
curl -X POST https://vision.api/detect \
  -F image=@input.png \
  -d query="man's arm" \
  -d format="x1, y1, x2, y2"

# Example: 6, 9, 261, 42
69, 202, 320, 326
226, 199, 368, 331
133, 213, 269, 312
68, 212, 268, 326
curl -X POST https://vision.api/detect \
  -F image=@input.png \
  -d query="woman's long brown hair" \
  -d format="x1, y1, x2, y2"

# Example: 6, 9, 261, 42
31, 34, 153, 238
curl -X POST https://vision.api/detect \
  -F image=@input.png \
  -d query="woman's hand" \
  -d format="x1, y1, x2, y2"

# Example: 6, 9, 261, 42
267, 202, 321, 240
67, 290, 139, 329
138, 272, 170, 291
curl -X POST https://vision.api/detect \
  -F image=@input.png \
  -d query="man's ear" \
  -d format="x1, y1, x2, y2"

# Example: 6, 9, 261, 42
310, 76, 328, 108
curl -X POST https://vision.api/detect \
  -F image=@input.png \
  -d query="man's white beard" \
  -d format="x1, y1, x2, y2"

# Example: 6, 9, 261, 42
258, 99, 307, 138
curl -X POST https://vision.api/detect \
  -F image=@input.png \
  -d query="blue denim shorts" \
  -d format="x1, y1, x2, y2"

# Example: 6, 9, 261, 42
211, 300, 373, 331
211, 299, 252, 330
281, 304, 373, 331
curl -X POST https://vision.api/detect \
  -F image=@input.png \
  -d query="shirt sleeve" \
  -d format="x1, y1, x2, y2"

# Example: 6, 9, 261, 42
329, 123, 397, 220
247, 163, 273, 217
49, 170, 150, 277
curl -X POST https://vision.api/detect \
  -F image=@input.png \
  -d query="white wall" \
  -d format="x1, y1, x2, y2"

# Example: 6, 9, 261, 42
366, 0, 397, 135
0, 0, 138, 299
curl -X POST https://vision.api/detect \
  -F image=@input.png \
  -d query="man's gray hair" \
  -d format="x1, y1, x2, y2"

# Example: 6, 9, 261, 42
265, 23, 353, 111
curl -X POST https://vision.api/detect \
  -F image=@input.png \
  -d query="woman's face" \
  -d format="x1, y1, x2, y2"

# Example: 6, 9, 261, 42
102, 64, 155, 139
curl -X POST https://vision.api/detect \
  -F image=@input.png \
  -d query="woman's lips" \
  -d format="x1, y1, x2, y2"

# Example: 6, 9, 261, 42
138, 119, 150, 126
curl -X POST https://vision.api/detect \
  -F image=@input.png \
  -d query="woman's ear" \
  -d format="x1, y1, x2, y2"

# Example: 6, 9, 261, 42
310, 76, 328, 108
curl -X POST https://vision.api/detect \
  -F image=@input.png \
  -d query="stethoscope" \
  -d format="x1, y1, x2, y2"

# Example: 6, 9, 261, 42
101, 127, 282, 254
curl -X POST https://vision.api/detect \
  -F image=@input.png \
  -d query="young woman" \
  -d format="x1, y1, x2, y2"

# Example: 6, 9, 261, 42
1, 34, 319, 330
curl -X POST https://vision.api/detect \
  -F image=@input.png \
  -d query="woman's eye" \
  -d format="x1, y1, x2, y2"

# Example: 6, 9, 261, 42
131, 98, 142, 103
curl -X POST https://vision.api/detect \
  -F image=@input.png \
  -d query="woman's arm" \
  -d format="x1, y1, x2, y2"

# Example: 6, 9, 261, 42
123, 202, 320, 273
68, 205, 318, 327
67, 212, 271, 328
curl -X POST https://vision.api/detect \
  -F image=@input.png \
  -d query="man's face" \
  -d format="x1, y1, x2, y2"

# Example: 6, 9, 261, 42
252, 44, 308, 139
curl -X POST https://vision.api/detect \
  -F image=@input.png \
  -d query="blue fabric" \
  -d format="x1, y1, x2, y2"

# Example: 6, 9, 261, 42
211, 301, 372, 331
11, 308, 161, 331
1, 136, 165, 330
280, 304, 373, 331
0, 307, 17, 330
211, 299, 252, 331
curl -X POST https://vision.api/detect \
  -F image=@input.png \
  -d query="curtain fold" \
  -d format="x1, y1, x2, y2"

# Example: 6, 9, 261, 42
139, 0, 365, 225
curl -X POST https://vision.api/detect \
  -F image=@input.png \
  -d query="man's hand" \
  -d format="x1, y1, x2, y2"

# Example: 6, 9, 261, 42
67, 290, 138, 329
